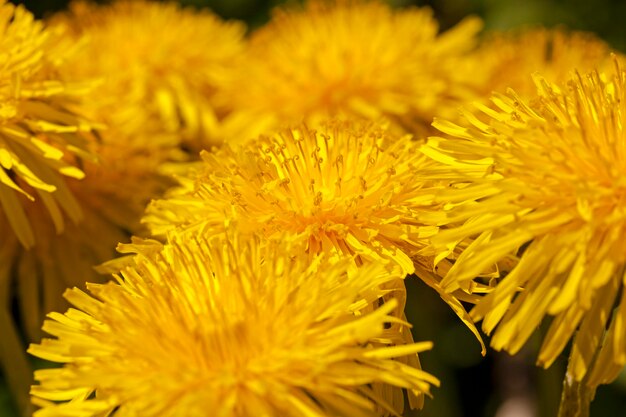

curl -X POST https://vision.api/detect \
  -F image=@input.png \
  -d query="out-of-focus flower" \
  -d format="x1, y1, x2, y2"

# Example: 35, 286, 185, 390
3, 0, 214, 349
5, 0, 245, 343
4, 1, 237, 410
218, 0, 484, 143
52, 0, 247, 150
1, 128, 181, 342
421, 60, 626, 387
145, 120, 485, 351
0, 0, 96, 248
476, 28, 618, 98
0, 2, 98, 412
30, 235, 439, 417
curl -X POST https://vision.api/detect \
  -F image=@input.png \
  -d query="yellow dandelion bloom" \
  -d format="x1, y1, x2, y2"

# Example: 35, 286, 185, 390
1, 0, 195, 350
0, 0, 96, 249
147, 121, 436, 273
0, 2, 98, 413
477, 27, 618, 98
219, 0, 484, 143
29, 235, 438, 417
2, 0, 228, 345
0, 140, 175, 412
2, 1, 208, 408
421, 60, 626, 386
1, 131, 180, 341
52, 0, 246, 150
146, 120, 485, 350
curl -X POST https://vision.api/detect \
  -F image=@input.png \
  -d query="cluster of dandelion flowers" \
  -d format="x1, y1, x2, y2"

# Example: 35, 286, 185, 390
145, 120, 485, 348
476, 27, 618, 98
52, 0, 247, 150
0, 0, 97, 248
218, 0, 484, 143
421, 62, 626, 387
29, 235, 438, 417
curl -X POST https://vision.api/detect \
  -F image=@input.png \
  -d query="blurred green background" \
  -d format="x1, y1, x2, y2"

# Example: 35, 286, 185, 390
4, 0, 626, 416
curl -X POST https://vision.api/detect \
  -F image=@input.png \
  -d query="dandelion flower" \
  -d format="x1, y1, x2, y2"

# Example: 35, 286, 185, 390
0, 3, 97, 411
146, 120, 485, 350
421, 60, 626, 386
219, 0, 484, 143
147, 121, 436, 273
3, 0, 200, 348
4, 0, 234, 344
29, 235, 438, 417
52, 0, 246, 150
1, 130, 182, 342
0, 0, 96, 249
477, 27, 618, 98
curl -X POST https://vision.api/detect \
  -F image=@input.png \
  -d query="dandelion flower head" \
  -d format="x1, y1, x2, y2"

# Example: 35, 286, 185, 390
146, 120, 486, 349
147, 120, 440, 275
0, 129, 180, 346
1, 1, 196, 346
2, 0, 226, 336
476, 28, 618, 98
52, 0, 247, 149
30, 235, 438, 417
219, 0, 484, 143
421, 60, 626, 387
0, 0, 96, 248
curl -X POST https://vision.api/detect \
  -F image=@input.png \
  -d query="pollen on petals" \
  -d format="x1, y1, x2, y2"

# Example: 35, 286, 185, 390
145, 119, 486, 353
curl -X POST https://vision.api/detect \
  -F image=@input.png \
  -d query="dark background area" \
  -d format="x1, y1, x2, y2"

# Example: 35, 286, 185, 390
3, 1, 626, 416
11, 0, 626, 51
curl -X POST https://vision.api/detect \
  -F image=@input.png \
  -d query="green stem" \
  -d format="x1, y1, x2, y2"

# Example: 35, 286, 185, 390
557, 372, 593, 417
0, 242, 33, 417
557, 325, 605, 417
